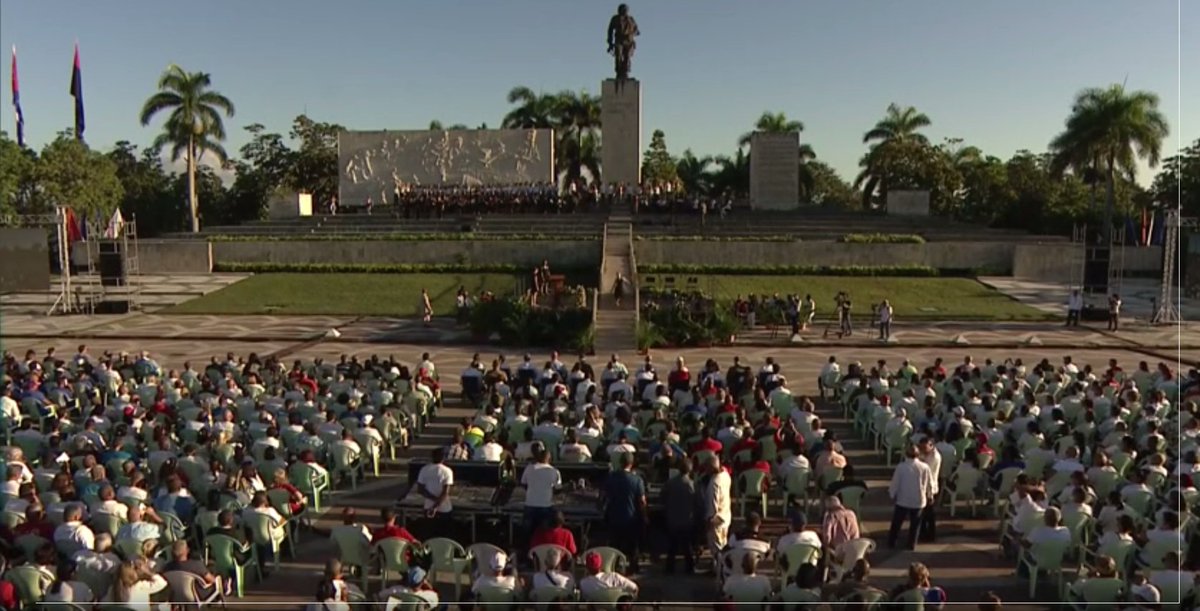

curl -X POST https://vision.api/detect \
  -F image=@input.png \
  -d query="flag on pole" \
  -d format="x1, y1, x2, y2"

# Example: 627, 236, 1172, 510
11, 46, 24, 147
64, 208, 84, 242
103, 208, 125, 238
70, 43, 84, 140
79, 212, 88, 241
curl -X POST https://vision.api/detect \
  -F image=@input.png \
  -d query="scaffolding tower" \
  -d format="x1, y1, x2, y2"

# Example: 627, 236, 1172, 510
1152, 211, 1197, 325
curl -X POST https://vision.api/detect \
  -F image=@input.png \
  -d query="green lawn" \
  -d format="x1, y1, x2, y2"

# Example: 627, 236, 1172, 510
646, 275, 1052, 321
163, 273, 520, 316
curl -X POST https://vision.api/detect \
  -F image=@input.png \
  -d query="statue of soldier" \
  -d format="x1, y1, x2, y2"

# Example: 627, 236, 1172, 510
607, 4, 640, 80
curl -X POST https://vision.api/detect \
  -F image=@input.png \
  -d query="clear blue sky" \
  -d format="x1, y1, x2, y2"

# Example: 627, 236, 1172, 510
1, 0, 1194, 184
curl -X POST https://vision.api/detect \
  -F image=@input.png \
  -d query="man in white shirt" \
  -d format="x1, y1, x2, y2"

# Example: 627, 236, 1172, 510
1022, 507, 1071, 548
1051, 446, 1085, 475
917, 436, 942, 543
473, 433, 505, 462
775, 512, 822, 555
722, 554, 773, 603
53, 505, 96, 556
72, 533, 120, 575
704, 454, 733, 563
579, 551, 638, 600
520, 448, 561, 538
887, 445, 933, 550
416, 448, 454, 519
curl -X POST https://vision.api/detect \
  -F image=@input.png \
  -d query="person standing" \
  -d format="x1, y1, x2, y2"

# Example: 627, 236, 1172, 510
838, 293, 853, 338
878, 299, 894, 341
916, 436, 942, 543
419, 289, 433, 328
521, 448, 561, 550
1107, 293, 1122, 331
415, 448, 454, 537
612, 273, 627, 308
663, 457, 698, 574
603, 452, 646, 574
1065, 289, 1083, 327
703, 454, 732, 569
887, 445, 933, 550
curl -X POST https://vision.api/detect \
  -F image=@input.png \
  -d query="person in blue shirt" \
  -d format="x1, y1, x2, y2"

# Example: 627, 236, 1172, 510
603, 451, 647, 574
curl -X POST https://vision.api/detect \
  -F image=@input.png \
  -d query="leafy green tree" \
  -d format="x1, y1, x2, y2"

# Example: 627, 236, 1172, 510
738, 111, 817, 201
0, 131, 37, 220
503, 86, 600, 184
289, 115, 343, 206
186, 165, 232, 227
806, 160, 860, 209
855, 103, 932, 207
501, 87, 558, 129
641, 129, 678, 187
107, 141, 179, 235
675, 150, 713, 195
1049, 84, 1169, 242
139, 64, 236, 232
35, 133, 123, 220
711, 148, 750, 197
1151, 138, 1200, 217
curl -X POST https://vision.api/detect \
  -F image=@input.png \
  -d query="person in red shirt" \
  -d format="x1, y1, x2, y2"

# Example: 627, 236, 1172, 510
668, 357, 691, 393
729, 434, 758, 460
689, 428, 723, 456
371, 507, 419, 545
270, 469, 308, 516
528, 510, 577, 558
12, 505, 55, 540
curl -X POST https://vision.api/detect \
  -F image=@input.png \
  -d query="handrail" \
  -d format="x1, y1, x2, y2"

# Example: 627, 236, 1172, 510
595, 223, 608, 327
629, 223, 639, 331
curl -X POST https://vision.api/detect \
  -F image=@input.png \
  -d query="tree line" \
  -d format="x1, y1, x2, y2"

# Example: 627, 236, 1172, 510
0, 65, 1195, 237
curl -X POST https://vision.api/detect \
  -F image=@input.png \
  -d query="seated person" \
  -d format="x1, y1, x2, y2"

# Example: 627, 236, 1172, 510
822, 558, 887, 602
530, 547, 576, 593
163, 540, 222, 599
529, 511, 578, 558
722, 553, 773, 602
579, 551, 638, 600
471, 551, 519, 598
378, 567, 439, 608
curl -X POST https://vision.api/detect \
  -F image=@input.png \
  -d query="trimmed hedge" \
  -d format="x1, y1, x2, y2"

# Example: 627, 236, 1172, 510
838, 233, 926, 244
635, 235, 798, 242
637, 264, 942, 277
207, 233, 598, 242
215, 262, 602, 276
468, 298, 594, 352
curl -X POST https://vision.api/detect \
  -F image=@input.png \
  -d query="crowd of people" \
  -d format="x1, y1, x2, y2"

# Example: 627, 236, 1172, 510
0, 346, 424, 609
326, 180, 738, 219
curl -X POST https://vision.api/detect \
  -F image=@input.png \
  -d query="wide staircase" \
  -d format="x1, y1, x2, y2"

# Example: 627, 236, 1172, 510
593, 203, 638, 355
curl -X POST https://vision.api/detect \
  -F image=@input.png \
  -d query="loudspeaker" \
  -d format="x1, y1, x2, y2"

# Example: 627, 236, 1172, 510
98, 240, 126, 287
1083, 246, 1110, 294
460, 223, 474, 233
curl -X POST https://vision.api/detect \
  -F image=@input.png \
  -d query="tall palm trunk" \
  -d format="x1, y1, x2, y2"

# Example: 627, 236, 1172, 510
188, 136, 199, 233
1103, 154, 1116, 246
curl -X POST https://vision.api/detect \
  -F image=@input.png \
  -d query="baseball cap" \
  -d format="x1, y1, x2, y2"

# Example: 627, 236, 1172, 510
585, 551, 603, 572
489, 551, 507, 571
407, 567, 427, 585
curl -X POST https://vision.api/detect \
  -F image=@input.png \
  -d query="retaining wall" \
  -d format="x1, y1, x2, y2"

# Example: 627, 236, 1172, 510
211, 240, 602, 268
0, 228, 50, 292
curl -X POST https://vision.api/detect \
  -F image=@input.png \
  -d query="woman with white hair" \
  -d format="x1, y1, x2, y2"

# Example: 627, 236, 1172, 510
531, 547, 576, 592
4, 447, 33, 484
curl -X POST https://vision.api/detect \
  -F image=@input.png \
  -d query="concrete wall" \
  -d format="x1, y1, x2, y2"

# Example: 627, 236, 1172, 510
137, 240, 213, 274
0, 228, 50, 292
636, 239, 1164, 280
212, 239, 601, 268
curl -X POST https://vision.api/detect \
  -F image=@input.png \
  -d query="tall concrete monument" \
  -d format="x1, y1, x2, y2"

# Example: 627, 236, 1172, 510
601, 4, 642, 185
749, 132, 800, 210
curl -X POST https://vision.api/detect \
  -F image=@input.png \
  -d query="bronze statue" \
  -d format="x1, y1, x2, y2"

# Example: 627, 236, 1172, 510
606, 3, 640, 80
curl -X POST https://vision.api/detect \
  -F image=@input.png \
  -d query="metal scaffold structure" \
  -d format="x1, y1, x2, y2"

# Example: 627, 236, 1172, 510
1152, 211, 1197, 325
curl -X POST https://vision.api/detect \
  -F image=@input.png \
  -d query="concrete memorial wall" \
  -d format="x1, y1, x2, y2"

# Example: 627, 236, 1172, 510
600, 79, 642, 186
0, 228, 50, 293
338, 129, 555, 206
749, 132, 800, 210
887, 190, 931, 216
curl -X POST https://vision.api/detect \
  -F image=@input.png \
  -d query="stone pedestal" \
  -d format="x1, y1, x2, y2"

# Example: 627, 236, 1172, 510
749, 132, 799, 210
601, 79, 642, 186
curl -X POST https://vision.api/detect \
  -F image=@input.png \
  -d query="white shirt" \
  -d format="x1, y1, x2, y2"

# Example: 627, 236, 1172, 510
708, 470, 733, 524
417, 463, 454, 513
53, 521, 96, 554
73, 549, 120, 574
531, 570, 575, 591
776, 530, 823, 555
1026, 525, 1071, 546
521, 463, 561, 508
888, 458, 934, 509
474, 442, 504, 462
919, 449, 942, 495
775, 455, 810, 481
471, 574, 517, 593
580, 572, 638, 598
722, 573, 773, 601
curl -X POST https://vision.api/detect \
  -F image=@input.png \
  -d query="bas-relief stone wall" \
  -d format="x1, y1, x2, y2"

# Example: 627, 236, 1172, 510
211, 240, 601, 268
749, 132, 800, 210
338, 129, 554, 205
0, 228, 50, 292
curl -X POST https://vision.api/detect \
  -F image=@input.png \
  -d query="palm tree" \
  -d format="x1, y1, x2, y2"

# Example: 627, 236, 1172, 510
553, 90, 602, 184
139, 64, 235, 233
711, 149, 750, 197
855, 103, 932, 207
676, 149, 714, 195
501, 87, 558, 130
1050, 85, 1169, 244
738, 111, 804, 148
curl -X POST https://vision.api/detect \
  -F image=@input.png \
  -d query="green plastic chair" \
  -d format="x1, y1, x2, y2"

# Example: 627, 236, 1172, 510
882, 423, 912, 466
580, 586, 629, 609
784, 468, 811, 514
836, 485, 868, 530
0, 510, 24, 530
1068, 577, 1124, 611
206, 533, 259, 597
331, 443, 364, 490
1018, 539, 1070, 599
1157, 576, 1196, 606
727, 577, 772, 605
14, 533, 50, 560
288, 462, 330, 512
7, 564, 52, 607
777, 543, 821, 581
476, 585, 518, 605
737, 469, 770, 517
1124, 489, 1155, 516
990, 468, 1023, 517
243, 510, 290, 571
580, 546, 627, 574
424, 537, 470, 601
817, 466, 844, 492
385, 592, 433, 611
266, 488, 301, 543
948, 469, 982, 517
1063, 512, 1094, 560
530, 585, 575, 609
779, 584, 821, 610
1082, 538, 1136, 578
331, 526, 374, 592
893, 587, 925, 611
375, 538, 416, 588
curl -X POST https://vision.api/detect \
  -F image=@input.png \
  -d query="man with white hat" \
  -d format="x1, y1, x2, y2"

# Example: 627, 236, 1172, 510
471, 550, 518, 596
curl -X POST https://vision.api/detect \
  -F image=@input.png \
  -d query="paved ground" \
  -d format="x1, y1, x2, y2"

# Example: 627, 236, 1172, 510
1, 283, 1197, 608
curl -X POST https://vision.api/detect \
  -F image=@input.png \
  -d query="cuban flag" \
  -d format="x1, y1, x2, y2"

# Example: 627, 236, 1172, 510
11, 46, 23, 147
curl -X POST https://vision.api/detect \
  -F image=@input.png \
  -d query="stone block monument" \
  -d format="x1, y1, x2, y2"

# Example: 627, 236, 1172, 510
749, 132, 799, 210
886, 190, 931, 216
601, 78, 642, 186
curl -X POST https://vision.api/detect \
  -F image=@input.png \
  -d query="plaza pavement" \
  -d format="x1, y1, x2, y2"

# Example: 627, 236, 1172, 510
1, 295, 1197, 607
